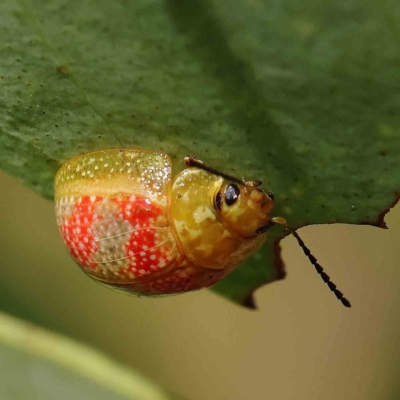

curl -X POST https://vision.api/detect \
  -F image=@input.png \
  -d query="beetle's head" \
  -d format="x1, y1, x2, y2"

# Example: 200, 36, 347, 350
213, 182, 275, 237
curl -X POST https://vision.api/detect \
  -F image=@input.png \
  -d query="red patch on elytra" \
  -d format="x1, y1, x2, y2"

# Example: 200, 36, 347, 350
60, 196, 102, 268
113, 196, 171, 277
115, 196, 161, 225
61, 194, 174, 280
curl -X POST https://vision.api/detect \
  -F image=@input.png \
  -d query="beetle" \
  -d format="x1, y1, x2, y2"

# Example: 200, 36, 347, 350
54, 149, 350, 307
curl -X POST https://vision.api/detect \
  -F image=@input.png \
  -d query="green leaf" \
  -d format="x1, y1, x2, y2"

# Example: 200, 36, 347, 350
0, 311, 177, 400
1, 0, 399, 307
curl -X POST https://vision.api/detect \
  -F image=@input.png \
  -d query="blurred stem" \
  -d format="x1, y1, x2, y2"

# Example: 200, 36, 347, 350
0, 311, 172, 400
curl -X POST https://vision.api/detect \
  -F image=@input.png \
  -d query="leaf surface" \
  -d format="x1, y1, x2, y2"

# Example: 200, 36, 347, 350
1, 0, 399, 306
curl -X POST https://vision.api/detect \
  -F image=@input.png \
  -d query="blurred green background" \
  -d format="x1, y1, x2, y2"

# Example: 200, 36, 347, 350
1, 169, 399, 400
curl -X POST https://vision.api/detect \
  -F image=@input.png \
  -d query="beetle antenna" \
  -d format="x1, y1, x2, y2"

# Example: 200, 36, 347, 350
185, 157, 263, 189
184, 156, 244, 185
271, 217, 351, 308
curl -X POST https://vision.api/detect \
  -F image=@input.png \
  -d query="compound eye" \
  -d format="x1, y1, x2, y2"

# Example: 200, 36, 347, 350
268, 191, 275, 201
225, 184, 240, 206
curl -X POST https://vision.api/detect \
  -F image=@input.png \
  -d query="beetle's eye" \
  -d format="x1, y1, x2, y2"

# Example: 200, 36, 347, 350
225, 184, 240, 206
268, 191, 275, 201
214, 191, 223, 211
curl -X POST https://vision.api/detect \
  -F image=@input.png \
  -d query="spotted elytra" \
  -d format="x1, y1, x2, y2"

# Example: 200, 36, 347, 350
54, 149, 351, 307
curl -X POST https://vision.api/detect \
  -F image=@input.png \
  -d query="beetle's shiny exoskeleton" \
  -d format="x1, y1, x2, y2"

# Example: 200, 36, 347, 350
55, 149, 351, 307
